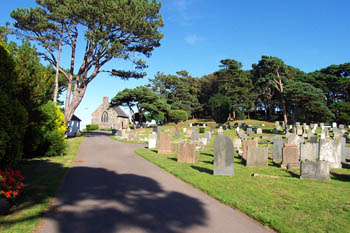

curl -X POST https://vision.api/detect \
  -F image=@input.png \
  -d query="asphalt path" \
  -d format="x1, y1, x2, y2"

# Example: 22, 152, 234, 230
37, 132, 272, 233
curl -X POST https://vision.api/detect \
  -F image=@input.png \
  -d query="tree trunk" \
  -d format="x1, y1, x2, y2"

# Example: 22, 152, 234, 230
64, 85, 87, 124
53, 26, 63, 104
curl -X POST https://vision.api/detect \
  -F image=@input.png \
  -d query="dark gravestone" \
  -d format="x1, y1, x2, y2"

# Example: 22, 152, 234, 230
156, 126, 162, 134
175, 130, 180, 137
272, 136, 283, 161
300, 160, 330, 180
214, 134, 234, 176
246, 147, 268, 167
310, 136, 318, 143
204, 132, 211, 141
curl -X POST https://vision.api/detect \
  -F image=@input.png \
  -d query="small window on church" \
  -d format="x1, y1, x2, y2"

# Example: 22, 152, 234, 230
101, 111, 108, 123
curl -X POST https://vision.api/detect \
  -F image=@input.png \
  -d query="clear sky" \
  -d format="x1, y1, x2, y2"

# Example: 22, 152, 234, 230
1, 0, 350, 128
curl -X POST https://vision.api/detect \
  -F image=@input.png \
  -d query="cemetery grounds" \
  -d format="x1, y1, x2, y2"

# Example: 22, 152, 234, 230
129, 120, 350, 233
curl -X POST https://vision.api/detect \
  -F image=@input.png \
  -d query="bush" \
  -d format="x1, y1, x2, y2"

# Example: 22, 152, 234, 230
35, 101, 66, 157
209, 94, 232, 124
86, 124, 99, 132
0, 43, 28, 166
169, 110, 188, 124
199, 127, 205, 133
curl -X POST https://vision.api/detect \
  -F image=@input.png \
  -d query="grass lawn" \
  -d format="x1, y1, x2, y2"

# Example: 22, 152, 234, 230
0, 136, 84, 233
135, 148, 350, 233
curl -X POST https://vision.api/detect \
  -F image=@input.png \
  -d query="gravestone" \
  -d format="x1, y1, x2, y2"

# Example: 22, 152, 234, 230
226, 122, 231, 130
256, 128, 262, 134
233, 138, 242, 148
183, 128, 187, 133
175, 130, 180, 137
192, 132, 199, 141
186, 129, 193, 136
275, 121, 281, 130
247, 128, 254, 136
218, 127, 224, 134
214, 134, 234, 176
297, 126, 303, 136
320, 123, 325, 130
300, 160, 330, 180
272, 136, 283, 161
288, 134, 303, 157
253, 123, 259, 128
310, 136, 318, 143
199, 137, 208, 146
319, 138, 341, 168
192, 126, 196, 132
156, 126, 162, 134
300, 142, 318, 161
236, 127, 240, 133
246, 147, 268, 167
320, 132, 326, 139
178, 143, 197, 163
339, 124, 345, 129
242, 140, 257, 160
189, 123, 192, 127
332, 122, 337, 128
148, 134, 157, 149
158, 135, 172, 154
204, 132, 211, 141
340, 137, 347, 163
282, 145, 300, 168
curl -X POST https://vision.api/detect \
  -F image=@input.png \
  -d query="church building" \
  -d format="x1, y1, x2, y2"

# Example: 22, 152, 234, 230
91, 96, 129, 129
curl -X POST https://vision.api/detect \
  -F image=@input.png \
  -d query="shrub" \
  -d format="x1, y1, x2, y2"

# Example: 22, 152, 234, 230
35, 101, 66, 157
208, 94, 232, 124
0, 43, 28, 166
169, 110, 188, 124
199, 127, 205, 133
86, 124, 99, 131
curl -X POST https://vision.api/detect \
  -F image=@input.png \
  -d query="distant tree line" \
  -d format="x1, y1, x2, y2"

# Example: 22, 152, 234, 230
113, 56, 349, 127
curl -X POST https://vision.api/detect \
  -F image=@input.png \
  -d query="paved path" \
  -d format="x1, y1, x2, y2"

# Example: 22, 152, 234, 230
37, 132, 272, 233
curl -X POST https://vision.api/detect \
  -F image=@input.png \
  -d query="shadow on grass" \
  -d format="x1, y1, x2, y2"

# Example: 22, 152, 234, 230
169, 158, 177, 162
191, 165, 213, 175
200, 152, 213, 157
201, 160, 213, 165
287, 170, 300, 178
330, 172, 350, 182
269, 160, 281, 168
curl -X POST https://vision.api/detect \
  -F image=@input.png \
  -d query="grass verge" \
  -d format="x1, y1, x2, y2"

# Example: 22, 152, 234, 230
0, 136, 84, 233
134, 148, 350, 233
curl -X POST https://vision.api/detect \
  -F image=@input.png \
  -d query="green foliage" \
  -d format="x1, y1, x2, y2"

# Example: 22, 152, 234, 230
86, 124, 99, 132
199, 127, 205, 133
148, 71, 202, 117
0, 42, 28, 166
214, 59, 255, 115
36, 101, 66, 157
112, 86, 170, 126
284, 81, 334, 123
333, 101, 350, 124
208, 94, 232, 123
169, 110, 188, 124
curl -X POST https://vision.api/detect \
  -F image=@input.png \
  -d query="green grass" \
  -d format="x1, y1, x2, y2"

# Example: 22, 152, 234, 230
134, 148, 350, 233
0, 136, 84, 233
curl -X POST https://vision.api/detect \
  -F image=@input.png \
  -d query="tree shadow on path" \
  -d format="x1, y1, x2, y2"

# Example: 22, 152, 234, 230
42, 166, 207, 233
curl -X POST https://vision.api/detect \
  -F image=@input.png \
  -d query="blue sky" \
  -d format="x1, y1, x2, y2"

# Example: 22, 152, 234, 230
1, 0, 350, 128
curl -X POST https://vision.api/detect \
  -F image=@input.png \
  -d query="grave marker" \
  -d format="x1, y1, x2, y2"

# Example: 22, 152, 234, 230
214, 134, 234, 176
